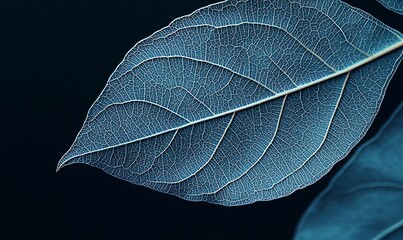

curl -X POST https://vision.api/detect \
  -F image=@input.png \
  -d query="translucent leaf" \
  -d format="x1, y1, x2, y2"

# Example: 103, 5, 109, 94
294, 102, 403, 240
57, 0, 403, 206
377, 0, 403, 15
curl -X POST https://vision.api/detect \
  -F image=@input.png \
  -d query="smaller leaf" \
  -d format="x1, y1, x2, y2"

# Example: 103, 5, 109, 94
377, 0, 403, 15
294, 102, 403, 240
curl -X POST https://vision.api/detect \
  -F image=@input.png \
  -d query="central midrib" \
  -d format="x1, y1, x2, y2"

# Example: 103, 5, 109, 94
59, 40, 403, 168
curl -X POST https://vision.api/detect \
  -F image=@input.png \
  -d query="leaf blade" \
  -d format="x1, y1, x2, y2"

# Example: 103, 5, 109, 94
58, 0, 403, 206
377, 0, 403, 15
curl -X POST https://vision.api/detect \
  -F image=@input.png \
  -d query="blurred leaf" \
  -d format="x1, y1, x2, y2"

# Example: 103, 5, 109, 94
295, 102, 403, 240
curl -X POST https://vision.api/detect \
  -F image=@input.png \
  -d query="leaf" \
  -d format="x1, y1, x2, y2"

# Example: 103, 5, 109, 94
377, 0, 403, 15
294, 102, 403, 240
57, 0, 403, 206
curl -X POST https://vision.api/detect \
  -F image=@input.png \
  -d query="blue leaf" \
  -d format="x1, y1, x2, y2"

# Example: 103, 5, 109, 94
294, 102, 403, 240
377, 0, 403, 15
57, 0, 403, 206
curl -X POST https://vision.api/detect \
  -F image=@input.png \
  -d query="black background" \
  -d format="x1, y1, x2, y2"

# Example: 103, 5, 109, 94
1, 0, 402, 239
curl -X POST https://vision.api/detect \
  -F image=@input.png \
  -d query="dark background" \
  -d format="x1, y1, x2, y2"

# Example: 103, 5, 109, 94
1, 0, 402, 239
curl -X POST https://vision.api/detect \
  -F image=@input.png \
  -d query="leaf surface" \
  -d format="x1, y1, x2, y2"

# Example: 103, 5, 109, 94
294, 102, 403, 240
57, 0, 403, 206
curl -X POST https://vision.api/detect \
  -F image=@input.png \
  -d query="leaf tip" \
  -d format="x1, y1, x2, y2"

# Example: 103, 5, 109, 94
56, 152, 73, 173
56, 159, 65, 173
